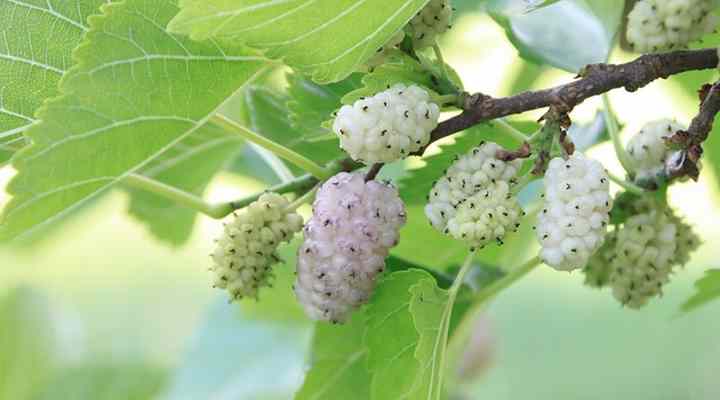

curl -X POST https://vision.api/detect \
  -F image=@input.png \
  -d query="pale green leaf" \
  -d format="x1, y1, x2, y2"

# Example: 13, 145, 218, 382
364, 269, 435, 400
408, 277, 451, 400
681, 269, 720, 313
162, 300, 310, 400
295, 314, 370, 400
490, 0, 624, 72
0, 0, 268, 242
32, 364, 166, 400
286, 72, 363, 141
167, 0, 432, 83
0, 0, 111, 164
0, 287, 62, 400
239, 85, 344, 165
127, 124, 244, 246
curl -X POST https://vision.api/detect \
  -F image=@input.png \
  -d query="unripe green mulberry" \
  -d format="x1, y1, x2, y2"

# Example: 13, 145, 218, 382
425, 141, 524, 249
210, 193, 303, 301
583, 230, 617, 289
626, 0, 718, 53
408, 0, 453, 49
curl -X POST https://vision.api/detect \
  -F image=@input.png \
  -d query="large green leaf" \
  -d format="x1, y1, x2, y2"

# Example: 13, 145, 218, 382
127, 124, 244, 246
0, 288, 63, 400
0, 0, 110, 164
681, 269, 720, 313
364, 270, 434, 399
239, 85, 344, 165
33, 364, 166, 400
286, 72, 363, 141
490, 0, 624, 72
295, 315, 370, 400
162, 300, 310, 400
167, 0, 431, 83
0, 0, 268, 242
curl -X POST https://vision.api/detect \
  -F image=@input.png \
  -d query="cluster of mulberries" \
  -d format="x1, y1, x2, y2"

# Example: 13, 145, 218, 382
210, 193, 303, 301
408, 0, 453, 49
332, 84, 440, 164
626, 119, 684, 185
425, 142, 524, 248
626, 0, 718, 53
536, 154, 613, 271
294, 172, 406, 323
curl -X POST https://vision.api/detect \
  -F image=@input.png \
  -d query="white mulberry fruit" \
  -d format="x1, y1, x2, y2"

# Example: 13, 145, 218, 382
408, 0, 453, 49
425, 142, 524, 248
536, 154, 612, 271
210, 193, 303, 301
332, 84, 440, 164
295, 172, 406, 323
626, 119, 684, 185
626, 0, 718, 53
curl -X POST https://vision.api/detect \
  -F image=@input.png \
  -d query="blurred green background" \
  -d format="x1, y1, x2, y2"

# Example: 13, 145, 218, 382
2, 7, 720, 400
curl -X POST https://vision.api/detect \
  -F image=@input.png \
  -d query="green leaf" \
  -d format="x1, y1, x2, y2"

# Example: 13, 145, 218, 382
0, 0, 268, 242
364, 269, 434, 399
286, 72, 363, 141
341, 52, 459, 105
168, 0, 431, 83
490, 0, 624, 72
32, 364, 166, 400
681, 269, 720, 313
295, 315, 370, 400
0, 0, 110, 164
0, 287, 62, 400
127, 124, 244, 246
162, 300, 311, 400
239, 85, 344, 165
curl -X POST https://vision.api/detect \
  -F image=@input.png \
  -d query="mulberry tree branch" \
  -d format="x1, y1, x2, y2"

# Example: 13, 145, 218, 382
428, 48, 719, 145
664, 79, 720, 180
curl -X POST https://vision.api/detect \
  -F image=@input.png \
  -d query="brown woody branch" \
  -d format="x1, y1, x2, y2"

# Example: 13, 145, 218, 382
666, 79, 720, 179
428, 48, 719, 145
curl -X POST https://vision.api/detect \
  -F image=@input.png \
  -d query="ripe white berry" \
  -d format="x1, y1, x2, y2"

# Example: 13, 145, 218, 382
626, 0, 718, 53
210, 193, 303, 301
536, 154, 612, 271
626, 119, 684, 185
366, 31, 405, 68
332, 84, 440, 164
408, 0, 453, 49
295, 172, 406, 323
425, 142, 524, 248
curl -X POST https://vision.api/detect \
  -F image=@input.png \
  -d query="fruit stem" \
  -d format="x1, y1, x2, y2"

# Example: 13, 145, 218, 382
433, 41, 449, 81
493, 119, 528, 143
210, 114, 332, 180
433, 94, 460, 106
602, 94, 635, 175
472, 256, 541, 305
607, 171, 645, 195
510, 172, 537, 195
123, 174, 231, 219
287, 185, 319, 211
435, 249, 477, 398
